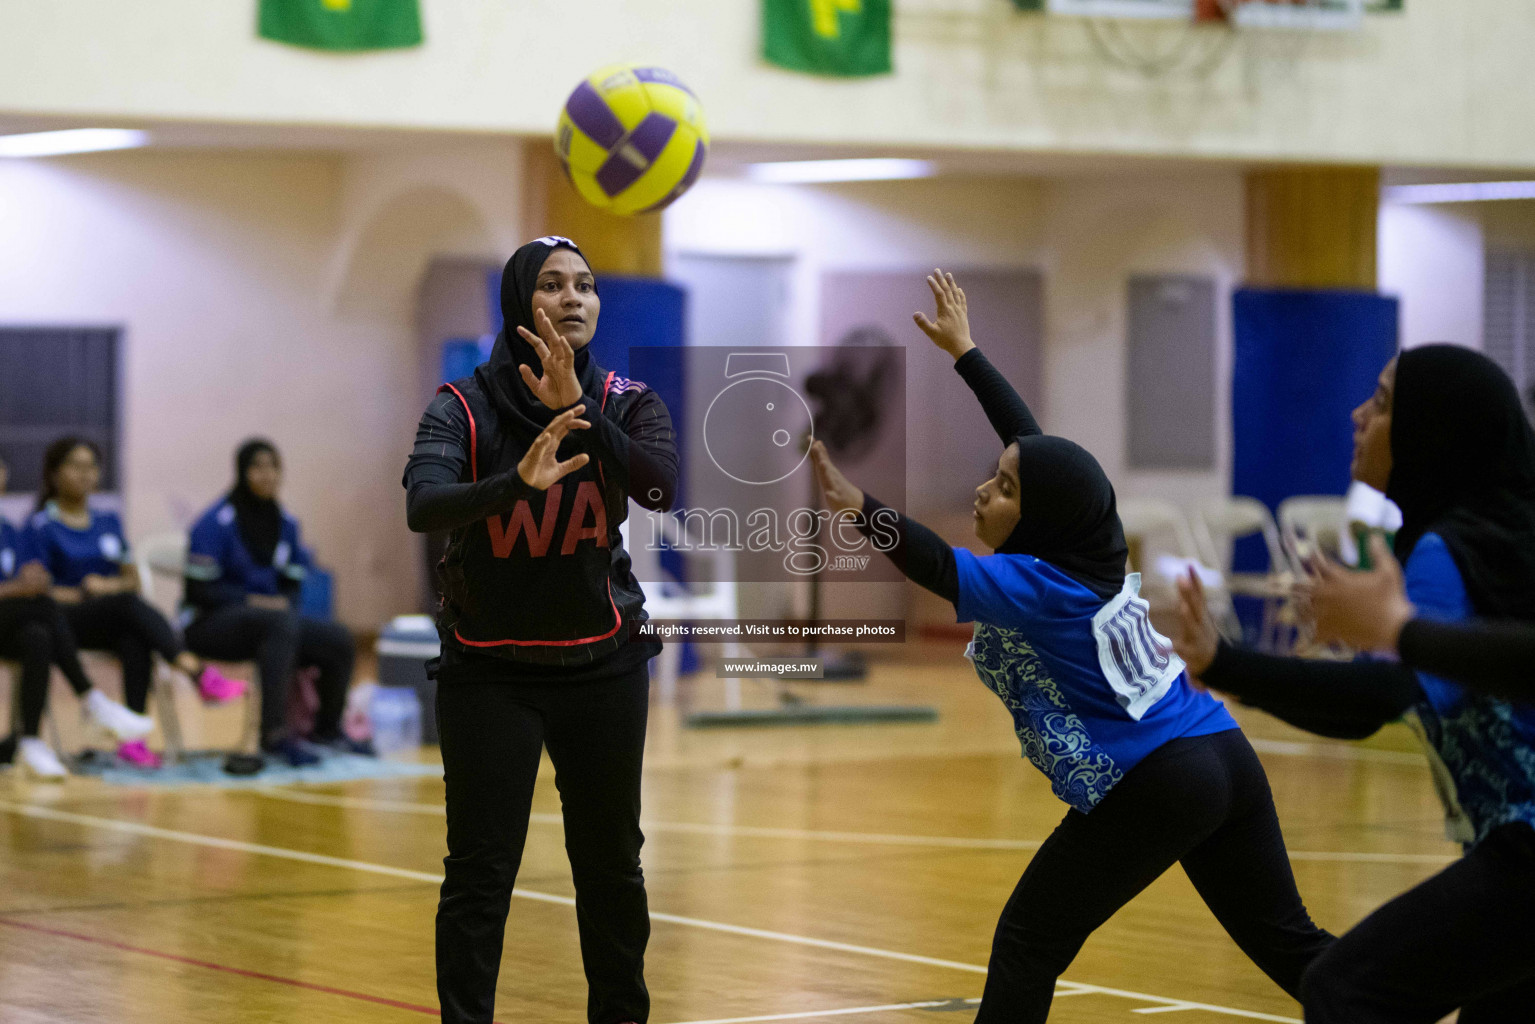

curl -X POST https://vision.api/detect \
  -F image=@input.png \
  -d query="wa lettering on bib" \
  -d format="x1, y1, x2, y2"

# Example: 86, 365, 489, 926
1091, 574, 1185, 720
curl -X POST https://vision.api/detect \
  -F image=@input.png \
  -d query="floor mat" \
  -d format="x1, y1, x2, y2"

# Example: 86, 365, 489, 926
68, 749, 441, 788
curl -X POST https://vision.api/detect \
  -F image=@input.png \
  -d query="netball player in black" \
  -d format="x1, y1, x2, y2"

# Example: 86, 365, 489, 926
403, 237, 676, 1024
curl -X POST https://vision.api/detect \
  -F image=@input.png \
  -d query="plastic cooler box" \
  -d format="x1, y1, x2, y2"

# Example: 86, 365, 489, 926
375, 615, 442, 743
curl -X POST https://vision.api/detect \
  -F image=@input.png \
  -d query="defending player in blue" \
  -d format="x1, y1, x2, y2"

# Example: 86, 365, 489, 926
809, 270, 1332, 1023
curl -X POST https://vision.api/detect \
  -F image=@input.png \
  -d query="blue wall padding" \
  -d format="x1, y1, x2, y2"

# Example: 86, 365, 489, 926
299, 567, 334, 619
1230, 288, 1399, 576
440, 338, 482, 385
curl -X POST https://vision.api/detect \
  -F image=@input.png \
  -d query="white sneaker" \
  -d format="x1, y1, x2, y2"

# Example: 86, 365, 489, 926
84, 689, 154, 742
17, 738, 67, 781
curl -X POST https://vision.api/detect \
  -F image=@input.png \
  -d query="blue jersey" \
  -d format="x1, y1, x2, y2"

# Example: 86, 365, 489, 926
1399, 533, 1535, 848
955, 549, 1238, 813
0, 518, 38, 581
25, 504, 129, 587
184, 499, 310, 598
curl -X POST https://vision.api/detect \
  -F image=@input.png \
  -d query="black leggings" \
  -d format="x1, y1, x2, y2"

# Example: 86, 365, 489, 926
436, 665, 651, 1024
977, 728, 1333, 1023
0, 595, 94, 736
1301, 821, 1535, 1023
62, 592, 185, 714
184, 604, 353, 745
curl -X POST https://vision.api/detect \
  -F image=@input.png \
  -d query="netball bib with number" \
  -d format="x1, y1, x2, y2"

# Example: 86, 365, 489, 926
955, 549, 1235, 813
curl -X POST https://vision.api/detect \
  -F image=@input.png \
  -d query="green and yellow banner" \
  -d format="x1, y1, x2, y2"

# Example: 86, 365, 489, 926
258, 0, 423, 52
762, 0, 893, 77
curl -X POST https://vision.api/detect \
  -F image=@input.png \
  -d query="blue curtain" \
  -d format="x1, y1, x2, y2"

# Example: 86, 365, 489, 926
1230, 288, 1398, 579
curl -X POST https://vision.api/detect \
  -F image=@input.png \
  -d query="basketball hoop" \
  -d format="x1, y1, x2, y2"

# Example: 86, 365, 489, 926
1047, 0, 1367, 30
1204, 0, 1365, 31
1047, 0, 1192, 17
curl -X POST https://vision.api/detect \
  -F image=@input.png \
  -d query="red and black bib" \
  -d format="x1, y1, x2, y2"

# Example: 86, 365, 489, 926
435, 372, 647, 666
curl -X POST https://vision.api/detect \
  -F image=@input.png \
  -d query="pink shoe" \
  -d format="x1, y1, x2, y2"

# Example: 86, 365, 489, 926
117, 740, 163, 769
197, 666, 248, 705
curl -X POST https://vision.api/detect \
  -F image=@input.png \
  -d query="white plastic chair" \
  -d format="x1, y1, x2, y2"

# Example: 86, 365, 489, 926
621, 503, 746, 709
1195, 496, 1291, 598
1117, 496, 1207, 590
1118, 498, 1203, 564
1195, 496, 1292, 650
1277, 495, 1349, 573
1117, 497, 1235, 635
135, 532, 190, 621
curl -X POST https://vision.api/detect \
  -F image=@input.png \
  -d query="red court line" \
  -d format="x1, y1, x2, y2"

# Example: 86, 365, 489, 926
0, 917, 487, 1020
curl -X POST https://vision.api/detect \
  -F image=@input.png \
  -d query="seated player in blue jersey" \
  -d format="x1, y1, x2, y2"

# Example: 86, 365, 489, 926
1174, 345, 1535, 1024
808, 270, 1332, 1024
25, 438, 243, 769
183, 440, 365, 772
0, 455, 153, 778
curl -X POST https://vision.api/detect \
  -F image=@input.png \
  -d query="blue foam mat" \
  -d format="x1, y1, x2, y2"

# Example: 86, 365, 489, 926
68, 750, 441, 788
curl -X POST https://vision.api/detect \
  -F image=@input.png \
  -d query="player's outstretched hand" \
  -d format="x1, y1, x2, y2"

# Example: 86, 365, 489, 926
1305, 534, 1415, 653
913, 269, 976, 361
518, 309, 585, 410
810, 441, 864, 516
1173, 567, 1221, 688
517, 406, 591, 490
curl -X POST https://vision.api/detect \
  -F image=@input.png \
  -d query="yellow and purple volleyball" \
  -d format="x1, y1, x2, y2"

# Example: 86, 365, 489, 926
555, 64, 710, 217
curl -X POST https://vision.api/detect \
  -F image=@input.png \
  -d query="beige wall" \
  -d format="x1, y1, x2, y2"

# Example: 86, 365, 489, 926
3, 138, 1512, 633
0, 143, 522, 628
1040, 174, 1244, 512
664, 172, 1242, 628
2, 1, 1533, 169
1376, 198, 1535, 355
1378, 202, 1484, 351
668, 172, 1242, 509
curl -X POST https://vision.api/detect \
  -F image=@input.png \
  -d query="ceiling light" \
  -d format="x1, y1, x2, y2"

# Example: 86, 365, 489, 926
745, 158, 937, 184
0, 128, 149, 158
1383, 181, 1535, 204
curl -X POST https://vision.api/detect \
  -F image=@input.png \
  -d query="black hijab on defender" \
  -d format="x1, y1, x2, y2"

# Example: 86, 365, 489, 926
998, 433, 1128, 601
1388, 343, 1535, 620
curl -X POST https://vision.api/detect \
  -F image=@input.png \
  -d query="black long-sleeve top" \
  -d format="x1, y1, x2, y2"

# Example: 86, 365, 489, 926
403, 387, 677, 534
855, 347, 1038, 605
1396, 618, 1535, 705
402, 385, 677, 685
1199, 643, 1423, 739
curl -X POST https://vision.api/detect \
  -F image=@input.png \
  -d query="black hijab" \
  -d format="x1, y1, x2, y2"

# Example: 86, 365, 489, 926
1388, 344, 1535, 619
997, 434, 1129, 601
229, 439, 282, 567
474, 236, 605, 436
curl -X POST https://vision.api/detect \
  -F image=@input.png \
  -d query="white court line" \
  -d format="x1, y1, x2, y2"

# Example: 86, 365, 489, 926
1134, 1004, 1201, 1014
250, 787, 1455, 866
0, 798, 978, 976
665, 984, 1301, 1024
1287, 850, 1453, 865
253, 787, 1044, 851
0, 798, 1299, 1023
662, 997, 968, 1023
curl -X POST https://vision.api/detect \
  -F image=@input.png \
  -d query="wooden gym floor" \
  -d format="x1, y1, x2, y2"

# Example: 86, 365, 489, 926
0, 653, 1457, 1024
